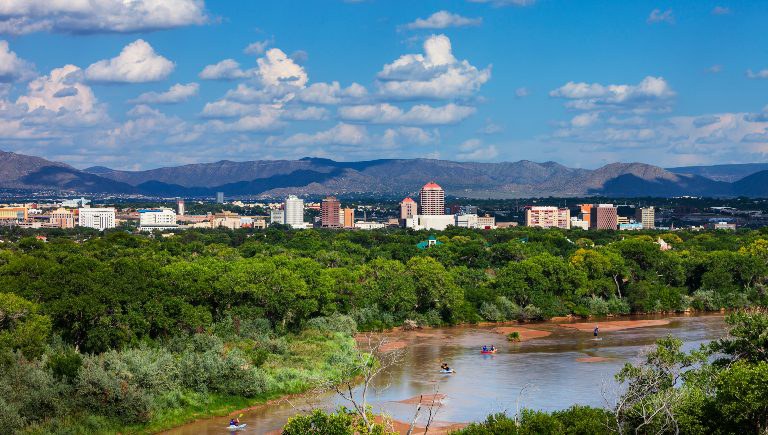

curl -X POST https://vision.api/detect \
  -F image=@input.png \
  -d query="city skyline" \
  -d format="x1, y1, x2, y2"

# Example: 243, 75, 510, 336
0, 1, 766, 170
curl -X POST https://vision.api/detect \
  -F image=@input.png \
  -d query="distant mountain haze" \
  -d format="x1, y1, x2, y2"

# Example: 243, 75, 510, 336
2, 150, 767, 198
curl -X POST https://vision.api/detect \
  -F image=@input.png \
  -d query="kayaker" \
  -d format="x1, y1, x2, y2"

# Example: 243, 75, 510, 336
593, 325, 599, 338
230, 417, 240, 426
490, 345, 495, 352
482, 345, 488, 352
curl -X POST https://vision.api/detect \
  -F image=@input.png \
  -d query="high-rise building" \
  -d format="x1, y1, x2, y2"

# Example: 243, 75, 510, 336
78, 207, 116, 230
138, 208, 178, 231
49, 208, 74, 228
400, 197, 417, 220
342, 208, 355, 228
284, 195, 305, 228
590, 204, 618, 230
177, 199, 185, 216
578, 204, 593, 227
216, 192, 224, 204
321, 196, 342, 228
270, 208, 285, 225
636, 207, 655, 229
419, 181, 444, 215
525, 206, 571, 229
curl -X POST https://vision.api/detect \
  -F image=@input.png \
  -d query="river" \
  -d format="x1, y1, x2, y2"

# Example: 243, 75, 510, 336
165, 314, 726, 434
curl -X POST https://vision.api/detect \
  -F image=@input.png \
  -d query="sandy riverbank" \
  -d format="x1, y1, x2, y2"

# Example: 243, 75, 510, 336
559, 319, 670, 332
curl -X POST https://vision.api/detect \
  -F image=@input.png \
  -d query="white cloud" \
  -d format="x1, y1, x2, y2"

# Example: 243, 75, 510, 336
85, 39, 174, 83
570, 112, 599, 127
0, 0, 207, 35
257, 48, 308, 88
712, 6, 731, 15
131, 82, 198, 104
18, 65, 97, 115
199, 59, 249, 80
244, 39, 273, 55
339, 103, 475, 125
747, 69, 768, 79
208, 109, 285, 133
744, 106, 768, 123
456, 138, 498, 161
282, 123, 369, 146
515, 87, 530, 98
479, 119, 503, 134
101, 105, 200, 149
707, 65, 723, 74
550, 76, 675, 112
297, 81, 368, 105
402, 11, 482, 30
376, 34, 491, 100
0, 41, 35, 82
647, 9, 674, 24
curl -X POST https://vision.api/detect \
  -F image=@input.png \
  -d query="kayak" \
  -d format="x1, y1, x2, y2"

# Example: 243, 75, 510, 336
481, 350, 497, 354
439, 369, 456, 374
226, 423, 247, 430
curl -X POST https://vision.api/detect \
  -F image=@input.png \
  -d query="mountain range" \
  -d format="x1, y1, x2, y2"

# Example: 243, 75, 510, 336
1, 150, 767, 198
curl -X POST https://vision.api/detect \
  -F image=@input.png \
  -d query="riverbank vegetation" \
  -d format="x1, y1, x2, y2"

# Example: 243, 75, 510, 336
0, 226, 767, 432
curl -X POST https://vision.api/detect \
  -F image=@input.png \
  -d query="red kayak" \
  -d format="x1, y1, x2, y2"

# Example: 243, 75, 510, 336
480, 349, 497, 354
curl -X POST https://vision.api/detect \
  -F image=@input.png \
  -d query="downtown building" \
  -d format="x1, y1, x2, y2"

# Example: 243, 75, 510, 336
138, 208, 178, 231
321, 196, 342, 228
419, 182, 445, 215
590, 204, 619, 230
78, 207, 116, 230
284, 195, 307, 229
635, 207, 655, 229
525, 206, 571, 229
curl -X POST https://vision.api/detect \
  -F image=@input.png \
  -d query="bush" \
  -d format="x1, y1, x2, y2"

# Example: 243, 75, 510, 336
495, 296, 522, 320
0, 396, 24, 433
588, 296, 610, 317
507, 332, 521, 342
350, 306, 395, 331
0, 352, 69, 427
75, 355, 152, 424
521, 305, 543, 321
607, 297, 630, 315
282, 408, 397, 435
305, 314, 357, 335
479, 302, 503, 322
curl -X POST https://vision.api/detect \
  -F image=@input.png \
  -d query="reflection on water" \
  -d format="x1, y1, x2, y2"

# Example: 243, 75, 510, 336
165, 314, 726, 435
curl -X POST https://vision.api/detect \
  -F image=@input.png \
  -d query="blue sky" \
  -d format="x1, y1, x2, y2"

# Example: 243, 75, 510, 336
0, 0, 767, 170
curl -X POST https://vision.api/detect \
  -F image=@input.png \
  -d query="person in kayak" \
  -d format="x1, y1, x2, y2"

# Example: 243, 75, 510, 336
230, 417, 240, 426
593, 325, 599, 338
482, 345, 488, 352
441, 362, 452, 372
489, 345, 495, 352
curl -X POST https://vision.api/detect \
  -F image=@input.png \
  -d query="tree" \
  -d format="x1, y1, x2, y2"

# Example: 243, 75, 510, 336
0, 293, 51, 358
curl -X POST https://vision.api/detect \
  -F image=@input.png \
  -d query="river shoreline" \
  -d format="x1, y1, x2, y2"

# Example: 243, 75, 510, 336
160, 312, 727, 434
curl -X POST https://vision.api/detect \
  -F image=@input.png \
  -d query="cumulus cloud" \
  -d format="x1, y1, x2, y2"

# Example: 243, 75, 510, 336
256, 48, 308, 88
647, 9, 674, 24
199, 59, 249, 80
0, 0, 207, 35
747, 69, 768, 79
282, 123, 369, 146
549, 76, 675, 112
297, 81, 367, 105
456, 138, 498, 161
18, 65, 98, 115
402, 11, 482, 30
376, 34, 491, 100
0, 41, 35, 82
85, 39, 175, 83
744, 106, 768, 123
244, 39, 273, 55
339, 103, 475, 125
131, 83, 199, 104
208, 107, 285, 133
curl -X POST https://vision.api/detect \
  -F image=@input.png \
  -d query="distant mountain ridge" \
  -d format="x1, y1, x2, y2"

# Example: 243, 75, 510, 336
2, 150, 767, 198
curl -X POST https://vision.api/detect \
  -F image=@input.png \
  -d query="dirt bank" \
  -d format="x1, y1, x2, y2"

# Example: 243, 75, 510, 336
559, 319, 670, 332
396, 393, 446, 406
493, 326, 552, 341
575, 356, 614, 363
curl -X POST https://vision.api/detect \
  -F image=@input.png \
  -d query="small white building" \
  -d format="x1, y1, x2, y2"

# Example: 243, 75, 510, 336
405, 214, 456, 231
455, 213, 479, 228
78, 207, 116, 230
138, 208, 178, 231
354, 221, 386, 230
570, 217, 589, 230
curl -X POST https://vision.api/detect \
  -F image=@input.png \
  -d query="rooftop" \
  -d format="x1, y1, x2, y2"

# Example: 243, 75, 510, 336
422, 181, 442, 189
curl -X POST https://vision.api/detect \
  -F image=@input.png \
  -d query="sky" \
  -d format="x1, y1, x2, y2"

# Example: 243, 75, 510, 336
0, 0, 767, 170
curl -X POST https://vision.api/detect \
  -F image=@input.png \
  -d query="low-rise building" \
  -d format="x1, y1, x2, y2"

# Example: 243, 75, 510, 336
212, 211, 242, 230
49, 207, 75, 228
570, 217, 589, 230
590, 204, 618, 230
138, 208, 178, 231
354, 221, 386, 230
270, 208, 285, 225
455, 213, 479, 228
405, 214, 455, 231
708, 221, 736, 230
477, 214, 496, 230
78, 207, 116, 230
619, 222, 644, 231
0, 207, 27, 223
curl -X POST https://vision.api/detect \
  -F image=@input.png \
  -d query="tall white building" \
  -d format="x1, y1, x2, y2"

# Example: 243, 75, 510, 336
176, 199, 185, 216
284, 195, 305, 228
78, 207, 116, 230
138, 208, 178, 231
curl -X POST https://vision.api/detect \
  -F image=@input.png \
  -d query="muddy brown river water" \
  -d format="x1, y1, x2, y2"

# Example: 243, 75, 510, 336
165, 314, 726, 434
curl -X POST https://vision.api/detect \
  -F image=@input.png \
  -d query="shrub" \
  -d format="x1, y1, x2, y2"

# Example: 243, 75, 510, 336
479, 302, 503, 322
521, 305, 543, 321
75, 355, 152, 424
306, 314, 357, 335
607, 297, 631, 315
507, 332, 521, 342
495, 296, 521, 320
588, 296, 610, 317
0, 397, 24, 433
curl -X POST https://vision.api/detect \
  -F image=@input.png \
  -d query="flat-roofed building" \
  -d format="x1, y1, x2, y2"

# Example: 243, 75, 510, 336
400, 197, 417, 221
284, 195, 305, 228
78, 207, 116, 230
590, 204, 618, 230
0, 207, 27, 222
636, 207, 655, 229
139, 208, 178, 231
525, 206, 570, 229
49, 207, 74, 228
477, 214, 496, 230
213, 211, 242, 230
321, 196, 342, 228
342, 208, 355, 228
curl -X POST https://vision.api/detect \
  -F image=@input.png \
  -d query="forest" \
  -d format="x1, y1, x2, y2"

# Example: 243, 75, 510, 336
1, 225, 767, 433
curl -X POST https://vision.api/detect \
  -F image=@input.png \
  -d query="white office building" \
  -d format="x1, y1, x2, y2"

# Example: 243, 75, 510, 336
270, 208, 285, 225
78, 207, 116, 230
405, 214, 456, 231
284, 195, 305, 228
138, 208, 178, 231
455, 213, 479, 228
